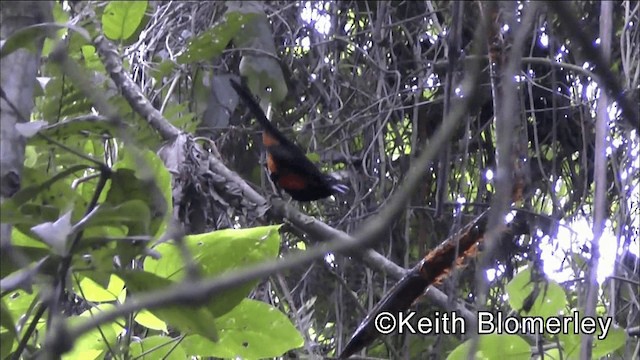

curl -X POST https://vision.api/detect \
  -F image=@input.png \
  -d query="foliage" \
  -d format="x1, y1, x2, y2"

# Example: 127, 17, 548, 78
1, 1, 638, 359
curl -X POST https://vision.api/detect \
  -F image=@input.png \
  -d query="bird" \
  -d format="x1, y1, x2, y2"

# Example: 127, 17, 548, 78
230, 79, 348, 201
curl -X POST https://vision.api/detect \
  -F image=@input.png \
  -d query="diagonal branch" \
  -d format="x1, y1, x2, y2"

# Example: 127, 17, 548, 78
61, 40, 484, 350
93, 35, 181, 141
84, 28, 484, 355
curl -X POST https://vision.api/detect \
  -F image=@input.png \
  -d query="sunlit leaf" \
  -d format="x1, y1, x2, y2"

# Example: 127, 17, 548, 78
102, 1, 148, 41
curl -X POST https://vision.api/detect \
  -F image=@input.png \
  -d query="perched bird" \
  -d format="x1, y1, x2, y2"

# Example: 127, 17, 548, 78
230, 79, 348, 201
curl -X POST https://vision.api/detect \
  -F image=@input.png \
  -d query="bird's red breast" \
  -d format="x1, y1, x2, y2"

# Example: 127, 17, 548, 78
231, 78, 348, 202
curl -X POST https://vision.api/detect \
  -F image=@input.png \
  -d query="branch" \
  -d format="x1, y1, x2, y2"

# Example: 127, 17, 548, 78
477, 0, 539, 290
81, 27, 483, 355
91, 33, 410, 282
547, 1, 639, 130
581, 1, 613, 358
93, 35, 181, 141
204, 136, 479, 320
59, 49, 484, 352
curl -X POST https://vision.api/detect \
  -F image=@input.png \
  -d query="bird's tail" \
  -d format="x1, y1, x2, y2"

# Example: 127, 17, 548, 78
230, 79, 287, 143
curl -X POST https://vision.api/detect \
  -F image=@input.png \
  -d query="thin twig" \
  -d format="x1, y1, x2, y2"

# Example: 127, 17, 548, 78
547, 1, 639, 129
61, 47, 484, 351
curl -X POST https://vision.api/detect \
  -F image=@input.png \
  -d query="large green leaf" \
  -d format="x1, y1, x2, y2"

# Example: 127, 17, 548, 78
2, 291, 37, 318
505, 267, 567, 319
1, 165, 90, 213
72, 274, 125, 303
2, 290, 44, 350
177, 11, 255, 64
104, 172, 154, 236
102, 1, 148, 41
558, 312, 627, 359
80, 45, 105, 72
98, 167, 159, 264
71, 248, 122, 289
81, 200, 151, 237
134, 310, 167, 332
589, 326, 626, 357
116, 271, 218, 341
145, 226, 281, 278
144, 226, 282, 316
181, 299, 304, 359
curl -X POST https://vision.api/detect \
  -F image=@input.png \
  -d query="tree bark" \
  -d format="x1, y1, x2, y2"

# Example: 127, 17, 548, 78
0, 2, 51, 245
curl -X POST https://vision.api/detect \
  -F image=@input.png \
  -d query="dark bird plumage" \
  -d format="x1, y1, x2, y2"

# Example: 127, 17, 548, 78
230, 79, 348, 201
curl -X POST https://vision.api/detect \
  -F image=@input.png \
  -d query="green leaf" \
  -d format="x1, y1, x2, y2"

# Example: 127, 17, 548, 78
134, 310, 167, 332
24, 145, 38, 167
72, 249, 121, 287
144, 226, 282, 317
10, 229, 48, 250
230, 4, 287, 103
3, 291, 43, 349
116, 271, 218, 341
80, 45, 105, 71
146, 226, 281, 279
102, 1, 148, 41
38, 75, 94, 120
73, 274, 125, 302
96, 181, 154, 265
0, 300, 17, 339
181, 299, 304, 359
129, 335, 187, 360
306, 152, 321, 163
177, 11, 254, 64
111, 149, 172, 237
558, 331, 580, 359
0, 330, 16, 360
104, 171, 152, 235
591, 326, 626, 357
1, 165, 90, 216
558, 315, 627, 359
446, 334, 531, 360
2, 291, 37, 319
81, 200, 151, 236
505, 267, 567, 319
0, 23, 90, 59
541, 348, 563, 360
64, 304, 123, 360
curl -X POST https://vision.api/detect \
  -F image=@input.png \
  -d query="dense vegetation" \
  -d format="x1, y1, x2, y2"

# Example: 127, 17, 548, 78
1, 1, 638, 359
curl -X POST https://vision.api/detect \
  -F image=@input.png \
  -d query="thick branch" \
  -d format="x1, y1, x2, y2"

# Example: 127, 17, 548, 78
60, 47, 484, 352
93, 35, 181, 141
